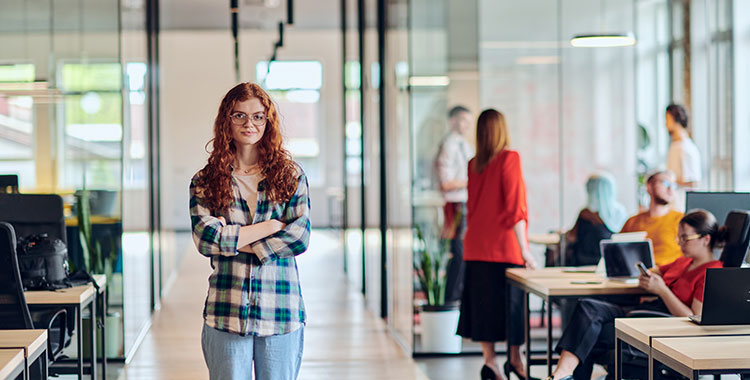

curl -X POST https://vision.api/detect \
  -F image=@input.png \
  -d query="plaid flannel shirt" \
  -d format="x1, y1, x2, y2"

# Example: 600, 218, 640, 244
190, 167, 311, 336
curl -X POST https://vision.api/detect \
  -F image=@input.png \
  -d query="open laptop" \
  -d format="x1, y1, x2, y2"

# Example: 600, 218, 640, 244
600, 239, 655, 284
689, 267, 750, 325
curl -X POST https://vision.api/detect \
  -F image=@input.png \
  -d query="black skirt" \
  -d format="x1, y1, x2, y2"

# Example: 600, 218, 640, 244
456, 261, 524, 344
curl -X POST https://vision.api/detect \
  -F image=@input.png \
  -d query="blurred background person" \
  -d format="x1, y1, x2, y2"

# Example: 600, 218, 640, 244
665, 104, 701, 211
564, 172, 628, 266
435, 105, 474, 303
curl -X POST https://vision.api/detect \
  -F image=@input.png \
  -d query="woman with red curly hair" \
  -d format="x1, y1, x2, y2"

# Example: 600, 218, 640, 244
190, 82, 311, 380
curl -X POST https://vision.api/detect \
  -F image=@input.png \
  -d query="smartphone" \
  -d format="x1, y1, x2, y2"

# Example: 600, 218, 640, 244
635, 261, 650, 277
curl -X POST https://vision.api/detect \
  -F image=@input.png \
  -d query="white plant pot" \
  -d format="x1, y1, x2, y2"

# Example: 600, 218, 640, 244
420, 308, 462, 353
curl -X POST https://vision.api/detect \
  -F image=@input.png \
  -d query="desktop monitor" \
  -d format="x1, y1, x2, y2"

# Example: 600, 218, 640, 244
685, 192, 750, 226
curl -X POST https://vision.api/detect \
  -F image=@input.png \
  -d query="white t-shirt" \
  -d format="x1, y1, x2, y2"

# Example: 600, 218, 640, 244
435, 131, 474, 203
667, 137, 702, 185
667, 137, 701, 212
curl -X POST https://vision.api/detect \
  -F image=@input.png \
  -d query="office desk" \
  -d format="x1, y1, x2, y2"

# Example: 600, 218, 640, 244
652, 336, 750, 380
506, 268, 647, 377
0, 330, 47, 380
24, 275, 106, 380
0, 349, 25, 380
614, 318, 750, 380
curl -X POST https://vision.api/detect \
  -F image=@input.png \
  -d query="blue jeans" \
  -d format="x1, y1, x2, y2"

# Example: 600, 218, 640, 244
201, 324, 304, 380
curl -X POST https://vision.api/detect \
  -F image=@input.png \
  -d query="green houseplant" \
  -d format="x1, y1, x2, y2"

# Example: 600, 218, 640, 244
75, 186, 122, 358
414, 223, 462, 353
75, 188, 117, 279
414, 225, 450, 307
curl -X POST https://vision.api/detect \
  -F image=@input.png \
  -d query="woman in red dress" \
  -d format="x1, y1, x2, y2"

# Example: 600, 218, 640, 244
457, 109, 539, 380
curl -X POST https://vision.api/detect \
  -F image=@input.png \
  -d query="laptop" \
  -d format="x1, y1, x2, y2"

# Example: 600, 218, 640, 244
689, 267, 750, 325
600, 239, 655, 284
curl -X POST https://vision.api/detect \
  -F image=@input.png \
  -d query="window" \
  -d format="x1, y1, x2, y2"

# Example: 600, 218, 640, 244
256, 61, 323, 184
0, 64, 36, 189
58, 62, 122, 190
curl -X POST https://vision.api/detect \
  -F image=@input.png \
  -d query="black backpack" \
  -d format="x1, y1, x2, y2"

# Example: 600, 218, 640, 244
16, 233, 71, 290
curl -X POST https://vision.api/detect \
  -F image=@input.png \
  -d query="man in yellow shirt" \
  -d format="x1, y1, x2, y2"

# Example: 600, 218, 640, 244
621, 171, 683, 266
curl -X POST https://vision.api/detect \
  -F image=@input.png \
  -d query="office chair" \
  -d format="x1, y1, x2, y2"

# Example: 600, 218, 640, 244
0, 193, 67, 245
0, 174, 19, 193
0, 222, 69, 378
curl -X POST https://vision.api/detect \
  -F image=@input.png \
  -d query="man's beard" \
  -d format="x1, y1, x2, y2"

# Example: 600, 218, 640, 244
653, 195, 670, 206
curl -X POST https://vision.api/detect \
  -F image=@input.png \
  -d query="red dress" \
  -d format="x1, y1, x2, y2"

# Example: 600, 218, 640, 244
463, 150, 527, 265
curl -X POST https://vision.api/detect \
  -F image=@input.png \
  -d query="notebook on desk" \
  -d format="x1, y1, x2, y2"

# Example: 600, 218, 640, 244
689, 267, 750, 325
600, 239, 655, 284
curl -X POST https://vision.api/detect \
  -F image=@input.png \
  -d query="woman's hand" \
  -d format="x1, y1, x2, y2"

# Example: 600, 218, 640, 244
638, 272, 667, 295
522, 249, 538, 270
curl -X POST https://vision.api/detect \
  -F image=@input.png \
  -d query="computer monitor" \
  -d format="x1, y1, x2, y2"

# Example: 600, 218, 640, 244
685, 192, 750, 225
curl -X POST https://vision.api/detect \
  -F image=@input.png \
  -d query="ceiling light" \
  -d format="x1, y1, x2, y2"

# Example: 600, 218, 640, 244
408, 76, 450, 87
570, 33, 636, 48
515, 56, 560, 65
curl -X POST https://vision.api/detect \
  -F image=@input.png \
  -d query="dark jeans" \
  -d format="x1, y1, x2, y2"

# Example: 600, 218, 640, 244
443, 202, 466, 304
555, 298, 669, 380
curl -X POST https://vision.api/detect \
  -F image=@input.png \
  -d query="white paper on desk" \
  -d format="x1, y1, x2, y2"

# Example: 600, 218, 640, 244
610, 232, 648, 242
595, 258, 606, 276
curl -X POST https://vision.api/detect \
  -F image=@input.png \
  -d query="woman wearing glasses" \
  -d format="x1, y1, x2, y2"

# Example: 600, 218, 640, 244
189, 82, 310, 380
546, 209, 725, 380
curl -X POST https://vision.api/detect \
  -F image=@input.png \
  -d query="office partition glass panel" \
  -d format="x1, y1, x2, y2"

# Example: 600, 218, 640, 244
385, 0, 412, 350
0, 0, 156, 360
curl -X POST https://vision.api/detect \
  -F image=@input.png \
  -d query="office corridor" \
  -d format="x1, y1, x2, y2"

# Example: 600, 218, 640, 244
118, 230, 428, 380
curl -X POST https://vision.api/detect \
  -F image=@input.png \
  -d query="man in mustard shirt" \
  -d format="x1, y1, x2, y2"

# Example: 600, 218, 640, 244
621, 170, 683, 266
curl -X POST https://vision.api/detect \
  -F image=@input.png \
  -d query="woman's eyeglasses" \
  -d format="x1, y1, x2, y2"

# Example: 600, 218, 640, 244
676, 233, 702, 244
229, 112, 267, 126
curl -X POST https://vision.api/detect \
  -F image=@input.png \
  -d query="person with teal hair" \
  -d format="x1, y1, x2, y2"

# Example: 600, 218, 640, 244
564, 172, 628, 266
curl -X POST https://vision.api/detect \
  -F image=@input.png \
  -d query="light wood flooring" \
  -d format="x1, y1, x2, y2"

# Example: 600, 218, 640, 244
118, 230, 428, 380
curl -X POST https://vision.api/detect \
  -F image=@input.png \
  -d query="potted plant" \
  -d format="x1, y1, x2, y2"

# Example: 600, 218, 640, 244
75, 187, 122, 358
414, 224, 462, 353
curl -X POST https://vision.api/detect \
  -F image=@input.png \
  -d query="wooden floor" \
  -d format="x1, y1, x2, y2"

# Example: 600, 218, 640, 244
118, 230, 428, 380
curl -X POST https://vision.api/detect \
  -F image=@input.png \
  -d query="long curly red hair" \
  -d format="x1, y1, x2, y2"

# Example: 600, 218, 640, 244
194, 82, 298, 213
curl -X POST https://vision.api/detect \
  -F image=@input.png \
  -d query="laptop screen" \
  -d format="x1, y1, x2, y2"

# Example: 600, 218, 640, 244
601, 240, 654, 278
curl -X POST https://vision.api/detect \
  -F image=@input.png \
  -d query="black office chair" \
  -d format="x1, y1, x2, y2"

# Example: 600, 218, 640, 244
0, 174, 19, 193
0, 193, 67, 245
0, 222, 69, 378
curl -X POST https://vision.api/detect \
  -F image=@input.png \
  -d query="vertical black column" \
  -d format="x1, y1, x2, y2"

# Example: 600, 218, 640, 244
231, 0, 239, 83
341, 0, 349, 274
377, 0, 387, 319
358, 0, 366, 297
146, 0, 161, 308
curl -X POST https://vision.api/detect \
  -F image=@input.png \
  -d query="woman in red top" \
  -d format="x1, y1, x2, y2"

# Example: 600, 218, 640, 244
547, 209, 726, 380
456, 109, 539, 380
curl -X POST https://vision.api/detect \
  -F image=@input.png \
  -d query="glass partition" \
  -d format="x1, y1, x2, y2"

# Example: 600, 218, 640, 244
0, 0, 155, 361
410, 0, 639, 354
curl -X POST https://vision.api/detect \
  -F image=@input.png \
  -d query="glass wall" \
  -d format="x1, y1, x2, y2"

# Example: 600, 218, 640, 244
410, 0, 640, 354
0, 0, 157, 360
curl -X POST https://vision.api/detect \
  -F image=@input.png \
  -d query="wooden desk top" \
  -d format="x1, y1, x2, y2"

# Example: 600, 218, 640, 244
652, 336, 750, 370
506, 268, 647, 297
0, 330, 47, 357
507, 267, 597, 278
0, 349, 24, 380
24, 274, 105, 305
615, 318, 750, 346
529, 233, 561, 245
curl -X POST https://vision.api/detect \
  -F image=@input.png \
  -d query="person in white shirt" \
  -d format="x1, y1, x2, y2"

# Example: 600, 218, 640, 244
435, 105, 475, 303
665, 104, 701, 211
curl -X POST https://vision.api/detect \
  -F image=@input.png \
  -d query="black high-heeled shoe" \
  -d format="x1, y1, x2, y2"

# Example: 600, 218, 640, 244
481, 364, 501, 380
503, 361, 541, 380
